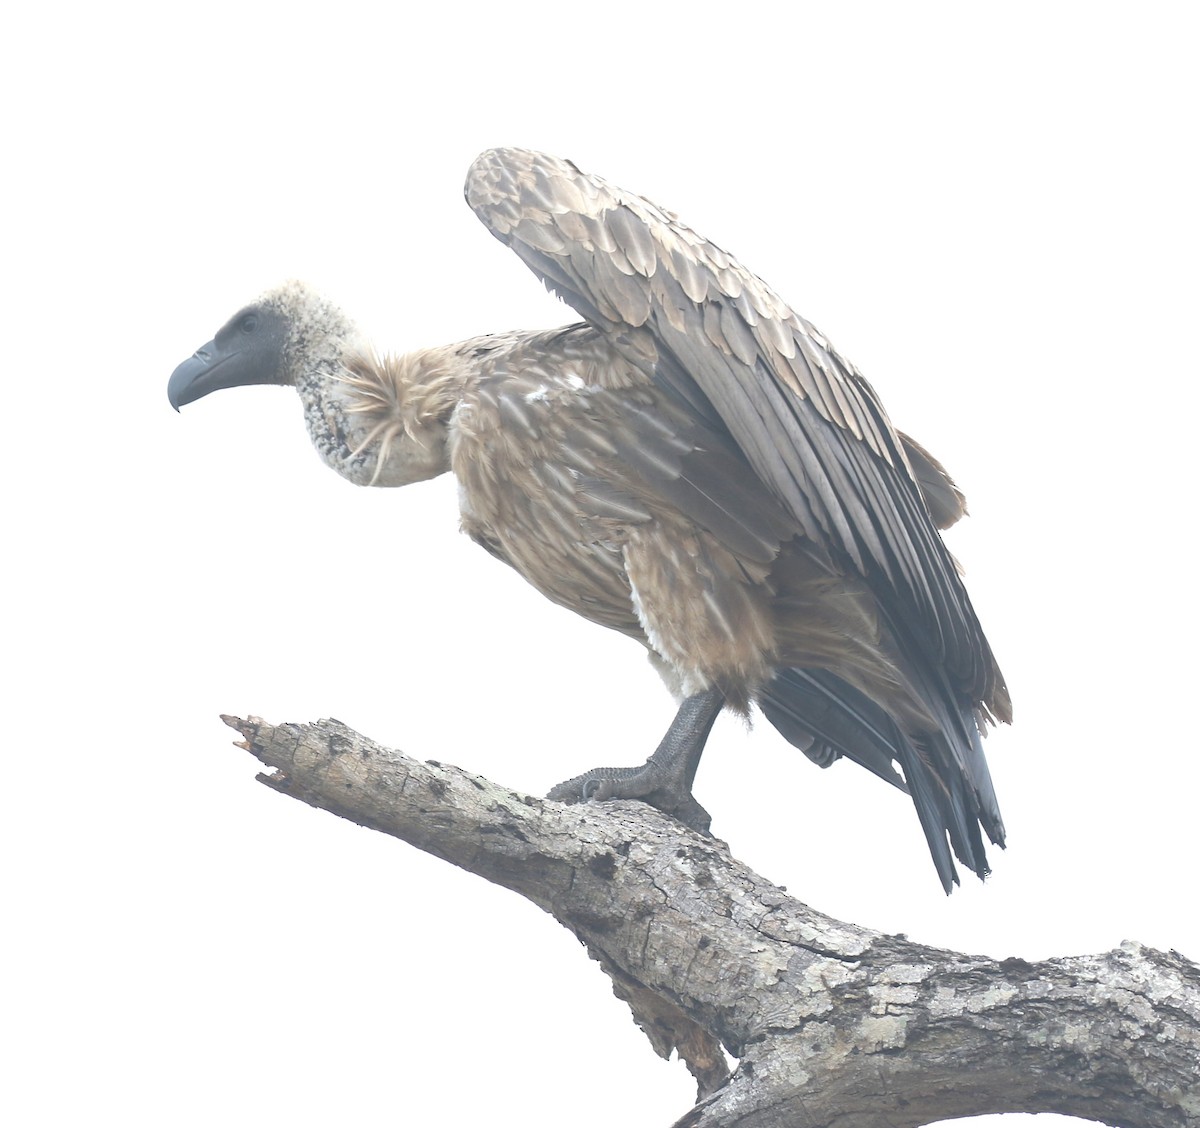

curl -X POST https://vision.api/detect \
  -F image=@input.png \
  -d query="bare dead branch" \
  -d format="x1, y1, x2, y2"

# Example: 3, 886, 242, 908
222, 715, 1200, 1128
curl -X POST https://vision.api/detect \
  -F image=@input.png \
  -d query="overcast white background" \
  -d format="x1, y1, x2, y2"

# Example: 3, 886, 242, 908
4, 3, 1196, 1125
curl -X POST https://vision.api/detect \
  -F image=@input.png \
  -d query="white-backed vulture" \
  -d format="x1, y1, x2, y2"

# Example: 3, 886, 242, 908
168, 148, 1009, 891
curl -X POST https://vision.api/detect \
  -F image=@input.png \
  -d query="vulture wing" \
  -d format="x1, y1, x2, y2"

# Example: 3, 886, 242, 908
465, 148, 1007, 725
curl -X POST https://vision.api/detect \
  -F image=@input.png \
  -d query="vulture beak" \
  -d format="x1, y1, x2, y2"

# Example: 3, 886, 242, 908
168, 340, 239, 411
168, 307, 288, 410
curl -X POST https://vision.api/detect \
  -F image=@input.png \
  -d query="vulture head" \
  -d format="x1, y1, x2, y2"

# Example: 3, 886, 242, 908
168, 282, 353, 409
169, 282, 454, 487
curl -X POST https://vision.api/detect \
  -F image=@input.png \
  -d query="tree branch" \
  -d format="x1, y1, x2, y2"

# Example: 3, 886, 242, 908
223, 715, 1200, 1128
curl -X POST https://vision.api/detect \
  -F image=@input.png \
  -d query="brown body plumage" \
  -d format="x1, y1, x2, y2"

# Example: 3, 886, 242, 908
169, 148, 1009, 891
347, 324, 923, 720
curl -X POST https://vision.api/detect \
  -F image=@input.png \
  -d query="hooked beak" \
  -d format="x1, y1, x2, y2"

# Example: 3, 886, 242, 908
168, 341, 238, 411
168, 306, 288, 411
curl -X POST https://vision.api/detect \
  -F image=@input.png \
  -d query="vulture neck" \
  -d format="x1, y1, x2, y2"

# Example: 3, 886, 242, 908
293, 328, 464, 489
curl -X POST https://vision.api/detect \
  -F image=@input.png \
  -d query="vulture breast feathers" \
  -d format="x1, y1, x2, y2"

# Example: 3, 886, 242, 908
465, 149, 1010, 886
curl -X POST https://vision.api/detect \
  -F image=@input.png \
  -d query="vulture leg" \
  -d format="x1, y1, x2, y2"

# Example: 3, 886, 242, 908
546, 688, 724, 833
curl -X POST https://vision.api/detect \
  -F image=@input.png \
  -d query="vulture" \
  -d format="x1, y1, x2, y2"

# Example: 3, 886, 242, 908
169, 147, 1010, 892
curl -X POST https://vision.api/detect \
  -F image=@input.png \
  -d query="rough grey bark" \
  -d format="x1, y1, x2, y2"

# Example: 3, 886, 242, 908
223, 715, 1200, 1128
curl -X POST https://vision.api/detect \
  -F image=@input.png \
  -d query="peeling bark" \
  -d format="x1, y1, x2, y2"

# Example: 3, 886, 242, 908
222, 715, 1200, 1128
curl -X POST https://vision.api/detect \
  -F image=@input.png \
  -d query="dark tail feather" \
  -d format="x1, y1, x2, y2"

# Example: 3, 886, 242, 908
759, 668, 906, 789
759, 667, 1000, 893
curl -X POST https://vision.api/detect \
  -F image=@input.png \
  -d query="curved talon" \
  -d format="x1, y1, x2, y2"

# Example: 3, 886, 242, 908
549, 766, 713, 833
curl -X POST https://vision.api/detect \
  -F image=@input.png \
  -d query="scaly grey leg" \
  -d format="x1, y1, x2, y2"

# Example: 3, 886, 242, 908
546, 688, 724, 833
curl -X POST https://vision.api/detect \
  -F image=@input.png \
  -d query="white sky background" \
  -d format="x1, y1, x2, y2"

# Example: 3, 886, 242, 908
4, 3, 1197, 1125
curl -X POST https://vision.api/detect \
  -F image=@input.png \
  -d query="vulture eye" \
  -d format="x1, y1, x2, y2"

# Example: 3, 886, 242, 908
239, 314, 259, 334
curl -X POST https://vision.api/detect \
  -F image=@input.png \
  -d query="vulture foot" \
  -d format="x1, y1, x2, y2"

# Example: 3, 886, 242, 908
546, 688, 724, 834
